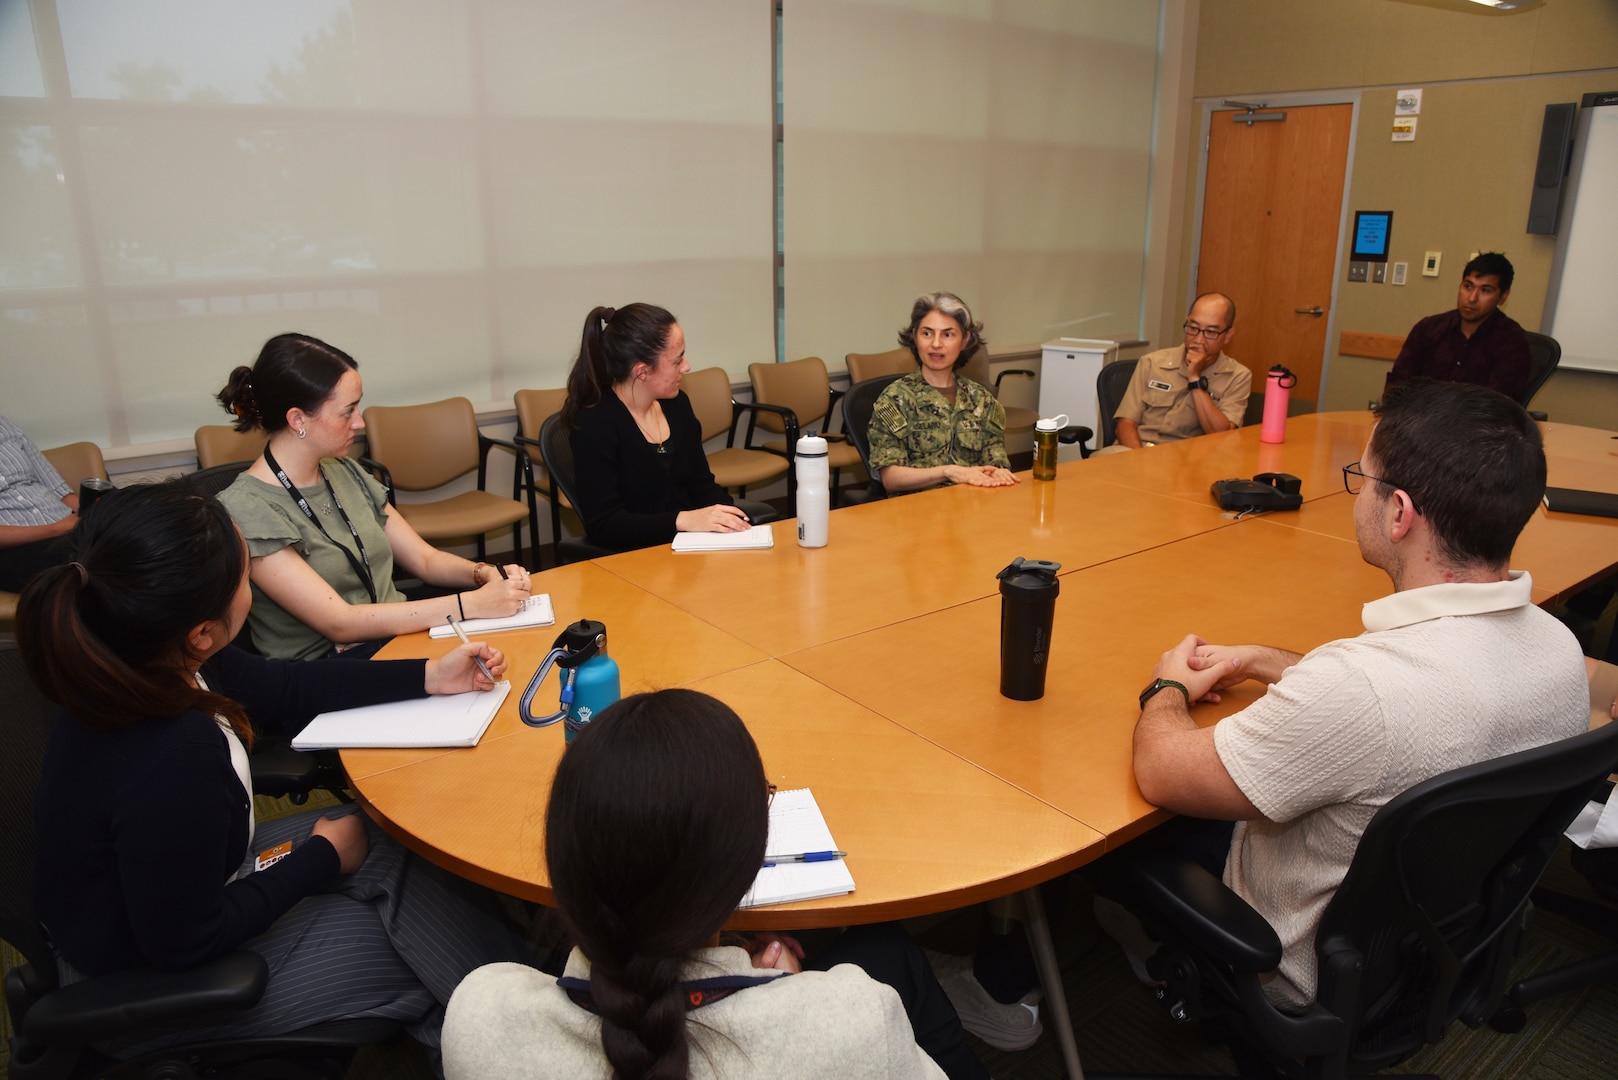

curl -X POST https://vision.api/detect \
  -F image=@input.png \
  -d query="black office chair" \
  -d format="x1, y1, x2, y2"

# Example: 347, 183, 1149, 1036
0, 643, 401, 1080
1242, 393, 1316, 428
1491, 779, 1618, 1031
1096, 358, 1139, 450
841, 374, 903, 502
184, 460, 253, 500
1089, 719, 1618, 1080
1522, 331, 1561, 420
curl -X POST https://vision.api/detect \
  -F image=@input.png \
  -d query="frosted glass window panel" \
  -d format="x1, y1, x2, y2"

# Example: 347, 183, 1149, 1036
480, 0, 767, 124
488, 118, 772, 267
0, 126, 82, 288
0, 0, 46, 98
107, 277, 492, 445
0, 305, 108, 448
783, 0, 1160, 362
78, 123, 483, 285
58, 0, 473, 111
496, 259, 776, 393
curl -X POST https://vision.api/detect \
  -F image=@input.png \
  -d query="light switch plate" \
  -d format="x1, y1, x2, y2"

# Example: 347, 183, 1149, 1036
1392, 261, 1409, 285
1422, 251, 1442, 277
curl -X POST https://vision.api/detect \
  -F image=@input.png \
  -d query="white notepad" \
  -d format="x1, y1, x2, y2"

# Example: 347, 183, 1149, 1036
672, 524, 775, 553
427, 595, 555, 638
740, 788, 855, 908
291, 681, 511, 750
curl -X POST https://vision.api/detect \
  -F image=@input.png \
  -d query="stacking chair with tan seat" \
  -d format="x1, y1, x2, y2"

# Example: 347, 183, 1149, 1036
746, 357, 863, 511
195, 424, 268, 469
845, 347, 914, 385
683, 367, 791, 499
960, 349, 1038, 438
361, 397, 529, 565
512, 388, 572, 570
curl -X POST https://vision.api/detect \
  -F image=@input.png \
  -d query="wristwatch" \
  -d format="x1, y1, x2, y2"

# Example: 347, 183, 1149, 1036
1189, 376, 1210, 393
1139, 678, 1190, 710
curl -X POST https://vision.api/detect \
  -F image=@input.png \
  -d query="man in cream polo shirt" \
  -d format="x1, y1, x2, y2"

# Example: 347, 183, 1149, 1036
1127, 379, 1588, 1009
1109, 292, 1251, 450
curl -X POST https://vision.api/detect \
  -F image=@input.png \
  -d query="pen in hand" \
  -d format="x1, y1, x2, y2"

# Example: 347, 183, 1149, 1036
445, 615, 496, 684
762, 850, 846, 866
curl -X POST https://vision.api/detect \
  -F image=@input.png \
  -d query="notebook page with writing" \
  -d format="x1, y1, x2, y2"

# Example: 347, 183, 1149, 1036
427, 595, 555, 637
740, 787, 855, 908
291, 682, 511, 750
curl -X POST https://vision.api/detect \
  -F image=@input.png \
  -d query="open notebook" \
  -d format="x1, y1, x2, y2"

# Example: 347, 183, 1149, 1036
427, 594, 555, 637
291, 682, 511, 750
740, 788, 855, 908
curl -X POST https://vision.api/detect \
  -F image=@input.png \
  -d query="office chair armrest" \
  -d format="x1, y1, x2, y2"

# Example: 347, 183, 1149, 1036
249, 740, 321, 798
1527, 410, 1547, 422
476, 433, 522, 491
741, 401, 800, 455
993, 368, 1037, 393
824, 387, 846, 435
1058, 425, 1092, 445
727, 399, 786, 449
1114, 841, 1284, 973
19, 951, 268, 1043
357, 456, 395, 507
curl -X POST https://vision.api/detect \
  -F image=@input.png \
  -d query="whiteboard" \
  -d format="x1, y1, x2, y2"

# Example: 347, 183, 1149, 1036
1544, 92, 1618, 374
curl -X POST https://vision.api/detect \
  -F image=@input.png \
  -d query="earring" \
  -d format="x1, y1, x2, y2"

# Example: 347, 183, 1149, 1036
296, 428, 307, 439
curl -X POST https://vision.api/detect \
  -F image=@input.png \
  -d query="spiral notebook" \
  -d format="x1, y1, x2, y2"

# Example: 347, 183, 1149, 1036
740, 788, 855, 908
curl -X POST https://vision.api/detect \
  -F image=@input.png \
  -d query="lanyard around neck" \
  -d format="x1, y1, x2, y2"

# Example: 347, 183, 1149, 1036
262, 446, 378, 604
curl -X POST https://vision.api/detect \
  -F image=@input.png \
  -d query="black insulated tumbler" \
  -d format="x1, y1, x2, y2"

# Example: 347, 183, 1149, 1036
997, 557, 1061, 700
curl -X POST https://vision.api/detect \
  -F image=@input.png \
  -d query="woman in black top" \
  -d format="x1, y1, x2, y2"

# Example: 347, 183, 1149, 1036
562, 304, 751, 552
19, 483, 525, 1057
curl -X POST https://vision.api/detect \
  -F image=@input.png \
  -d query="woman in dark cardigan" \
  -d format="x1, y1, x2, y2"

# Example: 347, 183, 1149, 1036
562, 303, 752, 552
19, 482, 526, 1059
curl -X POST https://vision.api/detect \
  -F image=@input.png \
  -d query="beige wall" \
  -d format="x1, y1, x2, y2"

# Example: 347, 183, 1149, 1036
1185, 0, 1618, 424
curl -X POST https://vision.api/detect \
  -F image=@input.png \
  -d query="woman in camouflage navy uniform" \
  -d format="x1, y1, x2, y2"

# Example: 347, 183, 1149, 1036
866, 293, 1020, 495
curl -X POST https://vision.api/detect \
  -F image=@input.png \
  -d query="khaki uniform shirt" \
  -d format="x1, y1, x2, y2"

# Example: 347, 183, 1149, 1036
1113, 346, 1252, 444
867, 371, 1010, 487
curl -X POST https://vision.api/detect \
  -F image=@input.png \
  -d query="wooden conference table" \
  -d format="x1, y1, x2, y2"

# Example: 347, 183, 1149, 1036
347, 413, 1618, 932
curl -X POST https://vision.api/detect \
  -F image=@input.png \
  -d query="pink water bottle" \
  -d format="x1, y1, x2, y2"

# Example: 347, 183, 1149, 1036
1261, 365, 1296, 444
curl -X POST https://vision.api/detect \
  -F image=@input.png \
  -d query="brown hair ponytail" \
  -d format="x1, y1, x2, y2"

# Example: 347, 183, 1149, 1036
560, 304, 678, 430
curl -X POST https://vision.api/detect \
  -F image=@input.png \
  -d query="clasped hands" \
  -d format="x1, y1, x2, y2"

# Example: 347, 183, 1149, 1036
1152, 634, 1252, 705
946, 463, 1020, 488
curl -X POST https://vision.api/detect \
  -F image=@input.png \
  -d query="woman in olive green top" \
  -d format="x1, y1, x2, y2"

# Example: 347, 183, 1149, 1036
216, 333, 531, 660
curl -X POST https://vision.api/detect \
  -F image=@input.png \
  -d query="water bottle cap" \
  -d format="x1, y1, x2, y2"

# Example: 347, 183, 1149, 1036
796, 434, 828, 455
1035, 413, 1069, 432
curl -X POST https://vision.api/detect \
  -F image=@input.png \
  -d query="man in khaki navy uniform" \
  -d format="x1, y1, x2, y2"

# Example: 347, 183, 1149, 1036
1109, 293, 1251, 451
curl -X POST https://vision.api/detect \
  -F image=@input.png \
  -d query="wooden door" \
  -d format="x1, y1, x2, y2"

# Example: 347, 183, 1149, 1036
1196, 104, 1353, 406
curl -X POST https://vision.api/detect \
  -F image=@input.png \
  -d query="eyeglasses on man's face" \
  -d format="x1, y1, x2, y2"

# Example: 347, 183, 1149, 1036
1182, 321, 1227, 341
1342, 461, 1423, 514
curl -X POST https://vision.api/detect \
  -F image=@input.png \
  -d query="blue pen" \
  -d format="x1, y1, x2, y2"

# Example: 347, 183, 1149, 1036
762, 850, 846, 867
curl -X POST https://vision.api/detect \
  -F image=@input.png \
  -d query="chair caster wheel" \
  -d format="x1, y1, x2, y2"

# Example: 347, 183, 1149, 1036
1489, 1000, 1527, 1033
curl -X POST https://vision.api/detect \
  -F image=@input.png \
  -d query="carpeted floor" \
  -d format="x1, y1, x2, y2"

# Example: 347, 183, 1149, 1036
6, 812, 1613, 1079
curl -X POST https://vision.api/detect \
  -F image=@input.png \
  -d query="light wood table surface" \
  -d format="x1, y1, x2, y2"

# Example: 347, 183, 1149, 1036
345, 412, 1618, 928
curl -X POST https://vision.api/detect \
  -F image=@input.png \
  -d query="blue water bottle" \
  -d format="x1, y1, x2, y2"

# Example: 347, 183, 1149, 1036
518, 619, 621, 743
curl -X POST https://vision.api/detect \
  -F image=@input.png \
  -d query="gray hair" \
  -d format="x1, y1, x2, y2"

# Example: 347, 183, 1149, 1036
897, 291, 986, 370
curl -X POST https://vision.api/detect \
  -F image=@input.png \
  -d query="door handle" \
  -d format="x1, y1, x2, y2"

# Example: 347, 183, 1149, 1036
1294, 306, 1324, 316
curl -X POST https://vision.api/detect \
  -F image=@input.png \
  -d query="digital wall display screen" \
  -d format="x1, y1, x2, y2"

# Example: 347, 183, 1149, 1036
1351, 211, 1393, 262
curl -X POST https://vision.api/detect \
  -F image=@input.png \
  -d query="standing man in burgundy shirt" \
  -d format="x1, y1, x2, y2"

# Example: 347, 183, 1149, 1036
1385, 251, 1532, 403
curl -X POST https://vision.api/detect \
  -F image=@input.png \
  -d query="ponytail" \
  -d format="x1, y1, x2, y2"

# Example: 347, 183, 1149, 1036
17, 484, 252, 742
216, 332, 357, 433
560, 303, 679, 431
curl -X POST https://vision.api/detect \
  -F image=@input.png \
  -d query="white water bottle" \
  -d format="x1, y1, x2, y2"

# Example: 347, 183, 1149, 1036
796, 434, 829, 548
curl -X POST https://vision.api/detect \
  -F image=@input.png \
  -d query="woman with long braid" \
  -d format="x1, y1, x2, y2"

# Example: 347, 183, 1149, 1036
443, 689, 985, 1079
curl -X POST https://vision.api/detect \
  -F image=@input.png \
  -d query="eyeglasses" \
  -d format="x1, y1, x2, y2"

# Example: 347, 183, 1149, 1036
1182, 321, 1227, 340
1342, 461, 1423, 514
